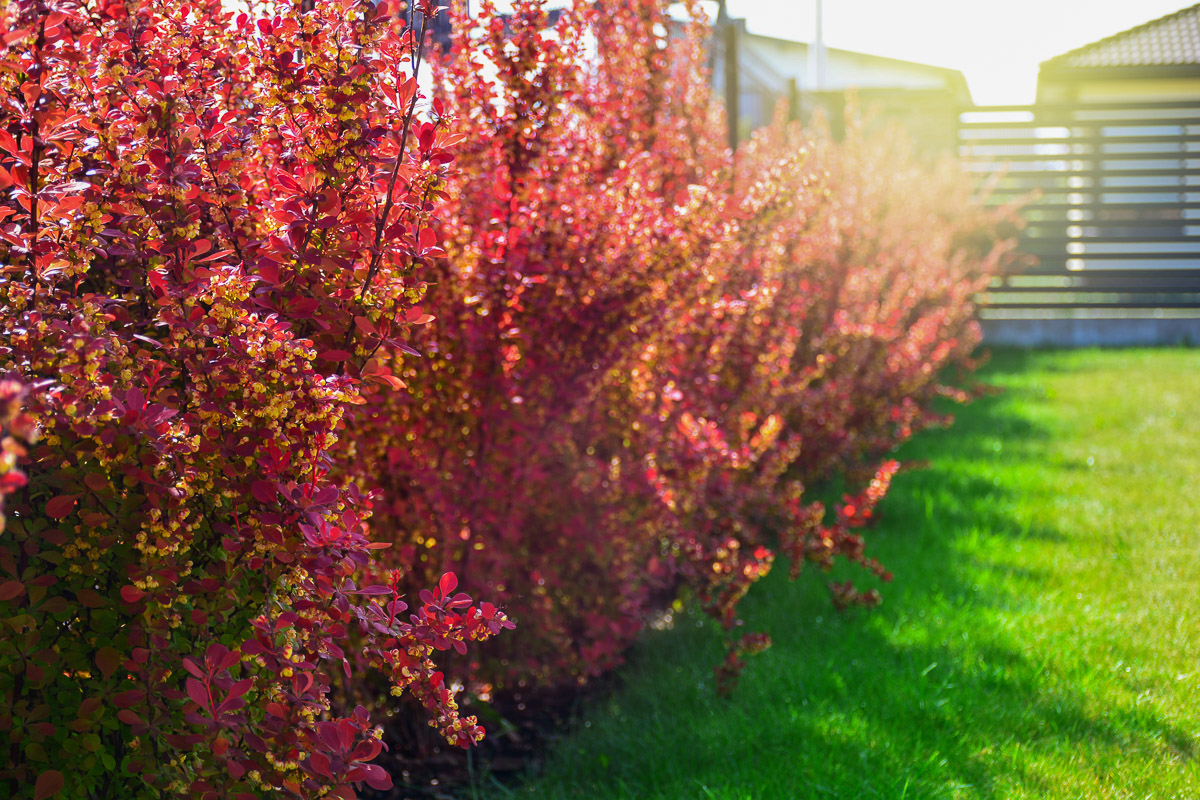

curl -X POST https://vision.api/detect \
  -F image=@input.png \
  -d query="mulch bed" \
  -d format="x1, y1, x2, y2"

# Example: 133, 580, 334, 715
363, 676, 618, 799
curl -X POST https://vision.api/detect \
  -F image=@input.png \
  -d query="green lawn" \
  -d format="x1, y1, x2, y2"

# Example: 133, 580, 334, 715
481, 349, 1200, 799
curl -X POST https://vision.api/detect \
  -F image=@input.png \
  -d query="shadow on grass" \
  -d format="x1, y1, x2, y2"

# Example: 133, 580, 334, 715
493, 351, 1193, 799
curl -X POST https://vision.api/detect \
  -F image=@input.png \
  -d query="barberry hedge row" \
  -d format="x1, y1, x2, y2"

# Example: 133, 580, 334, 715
357, 0, 1015, 702
0, 0, 1015, 795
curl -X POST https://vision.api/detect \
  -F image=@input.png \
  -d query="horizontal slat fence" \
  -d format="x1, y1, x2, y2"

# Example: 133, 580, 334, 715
959, 102, 1200, 320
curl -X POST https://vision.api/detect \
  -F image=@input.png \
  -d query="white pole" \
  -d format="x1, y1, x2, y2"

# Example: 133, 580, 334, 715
812, 0, 827, 91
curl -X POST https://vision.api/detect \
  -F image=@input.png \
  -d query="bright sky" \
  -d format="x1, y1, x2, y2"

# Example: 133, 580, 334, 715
725, 0, 1195, 105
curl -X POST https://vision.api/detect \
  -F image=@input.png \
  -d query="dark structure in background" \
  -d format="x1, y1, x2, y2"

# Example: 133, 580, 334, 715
426, 4, 564, 53
426, 3, 969, 152
717, 0, 739, 151
709, 15, 972, 152
966, 2, 1200, 346
429, 5, 454, 51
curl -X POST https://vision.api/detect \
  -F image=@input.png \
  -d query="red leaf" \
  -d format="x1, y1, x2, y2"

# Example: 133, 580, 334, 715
240, 640, 268, 656
79, 512, 109, 527
250, 480, 275, 504
318, 722, 340, 752
147, 270, 167, 297
438, 572, 458, 596
119, 585, 147, 604
353, 315, 377, 336
225, 677, 254, 702
405, 305, 434, 324
95, 646, 121, 679
45, 495, 77, 519
220, 649, 241, 671
0, 580, 24, 602
309, 751, 333, 778
418, 226, 438, 252
350, 738, 382, 763
0, 472, 26, 493
209, 642, 239, 670
185, 678, 210, 712
337, 719, 356, 751
289, 298, 319, 317
117, 709, 143, 726
364, 371, 406, 391
164, 733, 203, 749
418, 124, 435, 152
351, 584, 392, 596
360, 763, 392, 791
34, 770, 64, 800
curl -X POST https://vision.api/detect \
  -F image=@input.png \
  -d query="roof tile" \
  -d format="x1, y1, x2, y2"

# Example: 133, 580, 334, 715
1043, 3, 1200, 70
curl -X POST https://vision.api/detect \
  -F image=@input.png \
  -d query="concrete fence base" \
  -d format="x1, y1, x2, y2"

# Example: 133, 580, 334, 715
981, 317, 1200, 348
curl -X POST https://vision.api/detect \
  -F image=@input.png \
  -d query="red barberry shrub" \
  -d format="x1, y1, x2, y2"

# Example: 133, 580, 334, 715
768, 109, 1008, 485
349, 0, 1014, 710
713, 631, 771, 697
0, 0, 508, 797
353, 0, 734, 689
0, 379, 34, 535
647, 110, 1015, 627
330, 0, 1017, 713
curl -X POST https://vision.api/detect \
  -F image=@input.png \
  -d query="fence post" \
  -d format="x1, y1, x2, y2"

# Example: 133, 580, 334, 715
723, 18, 739, 150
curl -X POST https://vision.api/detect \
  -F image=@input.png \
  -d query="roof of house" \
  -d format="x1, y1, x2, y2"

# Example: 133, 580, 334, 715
1041, 3, 1200, 73
739, 28, 973, 103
